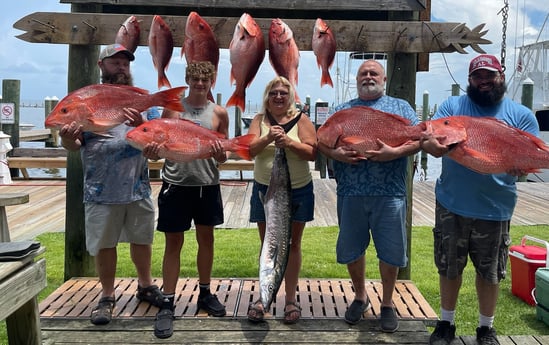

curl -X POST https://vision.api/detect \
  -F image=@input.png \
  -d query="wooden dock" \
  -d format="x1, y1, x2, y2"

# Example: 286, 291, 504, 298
39, 277, 437, 344
2, 180, 549, 242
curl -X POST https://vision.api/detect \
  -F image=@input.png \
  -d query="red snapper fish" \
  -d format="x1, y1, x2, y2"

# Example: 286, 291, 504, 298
312, 18, 336, 88
422, 116, 549, 174
317, 106, 423, 156
268, 18, 300, 103
126, 118, 255, 162
149, 15, 174, 89
44, 84, 186, 133
226, 13, 265, 112
115, 15, 140, 53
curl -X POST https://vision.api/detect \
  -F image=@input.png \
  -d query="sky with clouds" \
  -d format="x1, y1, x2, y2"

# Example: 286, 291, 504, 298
1, 1, 548, 117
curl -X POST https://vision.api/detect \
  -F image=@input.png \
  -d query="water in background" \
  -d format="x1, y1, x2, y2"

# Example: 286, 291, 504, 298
17, 106, 442, 181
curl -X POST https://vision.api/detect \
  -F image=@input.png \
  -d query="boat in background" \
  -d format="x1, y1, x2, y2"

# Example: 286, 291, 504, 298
19, 123, 35, 131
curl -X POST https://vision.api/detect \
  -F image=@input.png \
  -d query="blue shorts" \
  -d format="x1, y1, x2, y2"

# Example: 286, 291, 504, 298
336, 195, 408, 267
157, 182, 224, 232
249, 180, 314, 223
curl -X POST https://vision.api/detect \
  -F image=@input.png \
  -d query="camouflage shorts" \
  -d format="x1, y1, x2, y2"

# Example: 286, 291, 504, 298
433, 202, 511, 283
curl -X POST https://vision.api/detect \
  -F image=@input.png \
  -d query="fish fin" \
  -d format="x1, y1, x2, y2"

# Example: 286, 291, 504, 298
341, 136, 366, 146
158, 72, 172, 89
321, 69, 333, 88
226, 90, 246, 112
516, 129, 549, 151
207, 90, 215, 103
228, 133, 256, 160
157, 86, 187, 112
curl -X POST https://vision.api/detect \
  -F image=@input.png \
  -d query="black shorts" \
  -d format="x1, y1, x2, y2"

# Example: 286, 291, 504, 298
157, 182, 224, 232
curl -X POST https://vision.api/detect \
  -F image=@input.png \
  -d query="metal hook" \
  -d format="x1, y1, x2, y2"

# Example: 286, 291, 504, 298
31, 19, 56, 31
82, 21, 97, 30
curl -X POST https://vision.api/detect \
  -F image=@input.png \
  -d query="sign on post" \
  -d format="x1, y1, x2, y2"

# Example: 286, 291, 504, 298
0, 103, 15, 124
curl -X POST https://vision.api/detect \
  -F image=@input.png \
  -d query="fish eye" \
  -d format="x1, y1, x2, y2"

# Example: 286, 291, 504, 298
444, 120, 450, 125
61, 108, 68, 114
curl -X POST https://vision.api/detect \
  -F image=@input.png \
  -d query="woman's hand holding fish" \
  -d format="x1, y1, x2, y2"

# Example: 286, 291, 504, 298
59, 121, 83, 151
123, 107, 144, 127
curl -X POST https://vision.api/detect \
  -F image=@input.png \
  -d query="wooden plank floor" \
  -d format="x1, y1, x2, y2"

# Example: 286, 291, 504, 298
3, 180, 549, 243
39, 277, 437, 344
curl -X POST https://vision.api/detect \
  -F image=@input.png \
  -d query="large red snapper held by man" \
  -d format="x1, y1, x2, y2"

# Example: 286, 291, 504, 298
125, 118, 255, 162
44, 84, 186, 133
312, 18, 336, 88
149, 15, 174, 89
317, 106, 423, 156
226, 13, 265, 112
268, 18, 300, 103
423, 116, 549, 174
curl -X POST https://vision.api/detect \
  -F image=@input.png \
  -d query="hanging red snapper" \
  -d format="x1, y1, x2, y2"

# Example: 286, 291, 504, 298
268, 18, 300, 103
44, 84, 186, 133
126, 118, 255, 162
226, 13, 265, 112
115, 15, 140, 53
317, 106, 423, 156
149, 15, 174, 89
312, 18, 336, 88
422, 116, 549, 174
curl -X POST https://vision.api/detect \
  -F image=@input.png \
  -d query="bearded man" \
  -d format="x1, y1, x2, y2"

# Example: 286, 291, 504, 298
421, 55, 538, 345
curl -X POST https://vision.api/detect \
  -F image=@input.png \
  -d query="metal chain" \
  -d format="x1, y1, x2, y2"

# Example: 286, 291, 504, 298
498, 0, 509, 72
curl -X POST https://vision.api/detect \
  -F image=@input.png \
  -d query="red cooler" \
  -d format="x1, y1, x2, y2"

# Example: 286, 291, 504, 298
509, 235, 548, 306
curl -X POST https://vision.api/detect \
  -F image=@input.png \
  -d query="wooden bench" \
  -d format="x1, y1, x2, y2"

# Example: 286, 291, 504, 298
7, 148, 254, 179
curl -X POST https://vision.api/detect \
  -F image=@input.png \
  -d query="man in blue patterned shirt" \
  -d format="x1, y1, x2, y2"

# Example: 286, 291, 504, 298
319, 60, 420, 332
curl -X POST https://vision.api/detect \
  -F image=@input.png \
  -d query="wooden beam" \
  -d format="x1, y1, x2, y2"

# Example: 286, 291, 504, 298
13, 12, 491, 54
59, 0, 428, 12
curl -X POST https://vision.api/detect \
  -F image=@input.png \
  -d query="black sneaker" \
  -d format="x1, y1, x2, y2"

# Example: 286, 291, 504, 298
379, 306, 399, 333
344, 299, 371, 325
197, 294, 226, 317
429, 321, 456, 345
476, 326, 500, 345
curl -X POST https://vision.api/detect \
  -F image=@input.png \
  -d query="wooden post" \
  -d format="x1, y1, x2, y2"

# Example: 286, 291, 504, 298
64, 3, 101, 281
387, 10, 418, 281
45, 96, 60, 147
518, 78, 534, 182
420, 91, 429, 179
451, 84, 460, 96
1, 80, 21, 178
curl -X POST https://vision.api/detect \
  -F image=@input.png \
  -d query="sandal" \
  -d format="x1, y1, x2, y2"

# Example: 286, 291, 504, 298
247, 300, 265, 323
284, 301, 302, 324
90, 296, 115, 325
136, 284, 164, 308
154, 308, 175, 339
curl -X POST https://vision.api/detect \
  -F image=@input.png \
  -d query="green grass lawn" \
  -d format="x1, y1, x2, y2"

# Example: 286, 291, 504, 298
4, 224, 548, 341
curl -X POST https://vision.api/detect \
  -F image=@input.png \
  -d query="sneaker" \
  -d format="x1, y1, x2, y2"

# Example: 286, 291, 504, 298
476, 326, 500, 345
344, 299, 371, 325
379, 306, 399, 333
429, 321, 456, 345
197, 293, 226, 317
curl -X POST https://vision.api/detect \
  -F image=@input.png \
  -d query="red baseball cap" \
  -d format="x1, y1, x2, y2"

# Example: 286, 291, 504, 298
469, 54, 502, 75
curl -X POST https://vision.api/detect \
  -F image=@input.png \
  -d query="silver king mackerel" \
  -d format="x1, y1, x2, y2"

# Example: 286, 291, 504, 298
259, 147, 292, 312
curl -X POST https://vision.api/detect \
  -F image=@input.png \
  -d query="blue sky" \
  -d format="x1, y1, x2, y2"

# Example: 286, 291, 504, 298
1, 1, 547, 116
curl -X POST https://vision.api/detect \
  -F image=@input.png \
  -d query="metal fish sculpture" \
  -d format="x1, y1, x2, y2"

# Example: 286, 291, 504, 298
259, 147, 292, 312
44, 84, 186, 133
115, 15, 140, 53
317, 106, 424, 157
125, 118, 255, 162
268, 18, 300, 103
149, 15, 174, 89
422, 116, 549, 174
226, 13, 265, 112
312, 18, 336, 88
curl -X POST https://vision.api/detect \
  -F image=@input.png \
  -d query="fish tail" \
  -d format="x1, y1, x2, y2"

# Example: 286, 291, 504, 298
157, 86, 187, 112
226, 89, 246, 112
229, 133, 256, 160
158, 72, 172, 89
207, 90, 215, 103
321, 69, 333, 87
